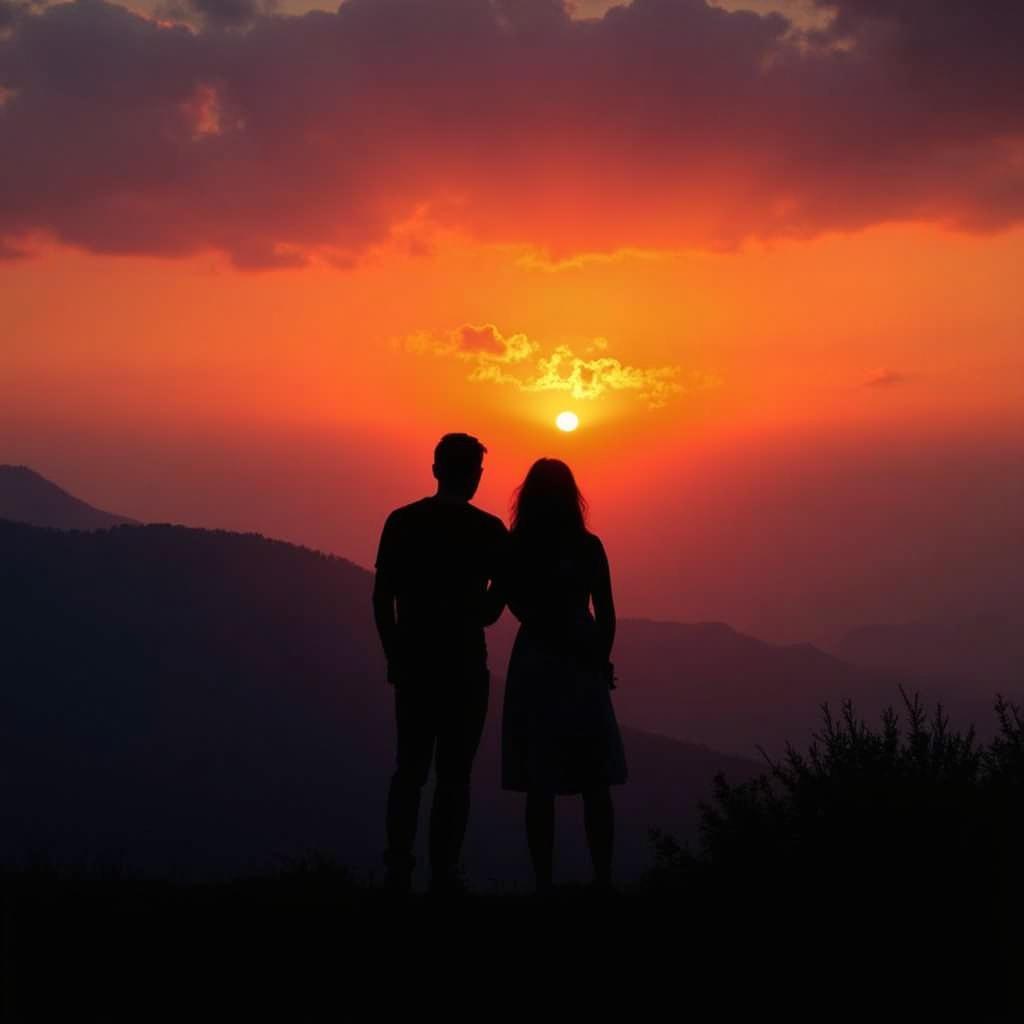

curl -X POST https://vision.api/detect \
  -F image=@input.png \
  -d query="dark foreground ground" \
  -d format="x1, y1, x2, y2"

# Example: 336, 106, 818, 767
2, 860, 1019, 1021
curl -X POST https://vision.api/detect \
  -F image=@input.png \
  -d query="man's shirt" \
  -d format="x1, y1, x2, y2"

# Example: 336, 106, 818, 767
375, 497, 508, 675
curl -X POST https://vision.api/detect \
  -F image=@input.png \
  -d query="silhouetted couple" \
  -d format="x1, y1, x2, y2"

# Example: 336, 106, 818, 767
373, 432, 627, 895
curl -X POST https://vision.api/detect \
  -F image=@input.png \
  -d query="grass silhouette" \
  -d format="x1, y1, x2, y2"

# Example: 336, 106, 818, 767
3, 691, 1020, 1017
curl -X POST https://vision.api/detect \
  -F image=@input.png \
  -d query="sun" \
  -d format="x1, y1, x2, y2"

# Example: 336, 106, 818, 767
555, 410, 579, 432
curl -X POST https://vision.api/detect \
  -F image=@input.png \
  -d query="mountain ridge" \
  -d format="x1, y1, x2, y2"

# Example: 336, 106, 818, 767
0, 464, 138, 530
0, 517, 759, 883
836, 613, 1024, 685
5, 467, 1016, 759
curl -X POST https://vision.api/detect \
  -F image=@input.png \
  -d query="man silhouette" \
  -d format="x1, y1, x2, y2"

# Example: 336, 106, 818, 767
373, 433, 508, 894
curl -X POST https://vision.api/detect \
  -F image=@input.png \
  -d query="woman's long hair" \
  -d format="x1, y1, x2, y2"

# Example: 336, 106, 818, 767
511, 458, 588, 542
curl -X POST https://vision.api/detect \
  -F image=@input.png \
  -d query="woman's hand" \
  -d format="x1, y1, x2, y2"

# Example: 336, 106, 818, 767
601, 661, 617, 691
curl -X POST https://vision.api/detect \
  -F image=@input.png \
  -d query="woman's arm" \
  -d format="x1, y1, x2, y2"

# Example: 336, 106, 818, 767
506, 572, 535, 624
590, 535, 616, 666
480, 521, 510, 626
503, 537, 538, 625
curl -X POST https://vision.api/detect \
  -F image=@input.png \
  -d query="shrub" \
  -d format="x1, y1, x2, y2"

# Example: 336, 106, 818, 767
646, 689, 1023, 1001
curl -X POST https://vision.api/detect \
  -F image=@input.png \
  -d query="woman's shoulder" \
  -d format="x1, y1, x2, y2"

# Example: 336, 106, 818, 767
583, 530, 607, 560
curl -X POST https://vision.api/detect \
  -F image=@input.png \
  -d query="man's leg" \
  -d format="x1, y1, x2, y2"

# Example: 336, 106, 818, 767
429, 669, 489, 891
384, 685, 436, 891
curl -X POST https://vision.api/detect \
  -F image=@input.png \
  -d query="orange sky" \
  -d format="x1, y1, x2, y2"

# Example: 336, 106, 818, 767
4, 219, 1023, 641
2, 0, 1023, 641
5, 221, 1022, 431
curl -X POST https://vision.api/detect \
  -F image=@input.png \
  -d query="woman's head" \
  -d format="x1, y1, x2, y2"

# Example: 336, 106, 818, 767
511, 458, 587, 538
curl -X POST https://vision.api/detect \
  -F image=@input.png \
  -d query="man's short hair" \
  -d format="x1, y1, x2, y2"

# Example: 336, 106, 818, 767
434, 433, 486, 483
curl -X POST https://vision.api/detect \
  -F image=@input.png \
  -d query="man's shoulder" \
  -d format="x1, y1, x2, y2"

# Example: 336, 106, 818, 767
385, 498, 506, 537
385, 497, 434, 523
468, 503, 507, 528
466, 503, 508, 535
378, 500, 431, 553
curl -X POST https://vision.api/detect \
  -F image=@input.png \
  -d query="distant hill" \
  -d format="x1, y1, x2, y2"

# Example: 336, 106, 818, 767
487, 615, 1018, 757
607, 619, 1016, 756
0, 519, 757, 883
0, 465, 137, 530
835, 615, 1024, 687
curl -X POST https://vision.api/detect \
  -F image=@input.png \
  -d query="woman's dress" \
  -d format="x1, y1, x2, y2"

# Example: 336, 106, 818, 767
501, 531, 628, 795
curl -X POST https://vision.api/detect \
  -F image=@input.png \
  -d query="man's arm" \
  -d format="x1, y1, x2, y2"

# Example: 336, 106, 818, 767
372, 571, 399, 671
372, 513, 401, 685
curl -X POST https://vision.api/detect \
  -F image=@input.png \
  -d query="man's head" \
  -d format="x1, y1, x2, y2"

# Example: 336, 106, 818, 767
433, 433, 486, 500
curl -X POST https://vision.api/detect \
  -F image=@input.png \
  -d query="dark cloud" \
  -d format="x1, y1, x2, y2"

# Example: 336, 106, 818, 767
0, 237, 28, 259
455, 324, 514, 357
812, 1, 1024, 137
864, 368, 908, 388
170, 0, 273, 30
191, 0, 260, 27
0, 0, 1021, 268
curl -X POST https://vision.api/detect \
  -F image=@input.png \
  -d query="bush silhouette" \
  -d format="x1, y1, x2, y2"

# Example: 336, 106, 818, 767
645, 689, 1023, 1005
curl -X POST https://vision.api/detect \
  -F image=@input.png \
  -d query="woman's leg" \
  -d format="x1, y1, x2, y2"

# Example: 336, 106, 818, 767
582, 786, 614, 888
525, 790, 555, 892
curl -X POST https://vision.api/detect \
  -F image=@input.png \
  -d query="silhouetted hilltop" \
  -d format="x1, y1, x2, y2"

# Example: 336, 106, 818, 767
0, 519, 757, 882
0, 465, 137, 529
836, 614, 1024, 685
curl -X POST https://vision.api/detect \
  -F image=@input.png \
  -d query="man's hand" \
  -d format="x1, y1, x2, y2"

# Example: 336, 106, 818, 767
373, 570, 401, 687
385, 658, 401, 688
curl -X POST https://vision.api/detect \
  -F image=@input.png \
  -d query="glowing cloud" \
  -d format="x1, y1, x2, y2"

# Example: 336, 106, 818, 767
410, 324, 689, 409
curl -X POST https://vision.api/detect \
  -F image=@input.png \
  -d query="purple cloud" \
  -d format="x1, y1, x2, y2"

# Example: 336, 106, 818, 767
864, 368, 908, 388
0, 0, 1021, 268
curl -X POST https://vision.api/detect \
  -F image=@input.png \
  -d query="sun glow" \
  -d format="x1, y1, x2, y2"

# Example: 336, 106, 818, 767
556, 410, 579, 432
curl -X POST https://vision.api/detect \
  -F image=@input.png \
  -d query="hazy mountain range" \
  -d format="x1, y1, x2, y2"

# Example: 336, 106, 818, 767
0, 465, 138, 531
0, 517, 760, 883
836, 615, 1024, 688
1, 468, 1019, 882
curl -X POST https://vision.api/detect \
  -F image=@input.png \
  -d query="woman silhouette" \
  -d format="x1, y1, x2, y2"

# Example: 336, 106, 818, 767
501, 458, 627, 892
